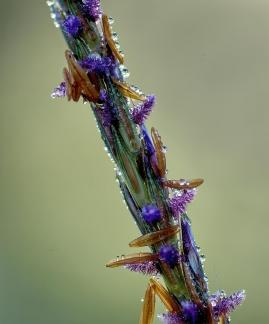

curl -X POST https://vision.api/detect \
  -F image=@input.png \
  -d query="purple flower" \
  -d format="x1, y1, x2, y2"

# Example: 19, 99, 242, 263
159, 245, 180, 268
158, 313, 185, 324
83, 0, 102, 21
210, 290, 246, 319
181, 301, 198, 323
99, 89, 107, 101
124, 261, 159, 276
51, 82, 66, 98
80, 54, 115, 76
159, 302, 203, 324
142, 204, 161, 224
63, 15, 82, 37
98, 90, 116, 127
169, 189, 196, 219
131, 95, 156, 125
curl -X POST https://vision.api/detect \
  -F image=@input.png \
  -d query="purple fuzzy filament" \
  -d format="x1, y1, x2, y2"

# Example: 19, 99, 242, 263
210, 290, 246, 319
80, 54, 115, 75
51, 82, 66, 98
63, 15, 82, 37
131, 95, 156, 125
83, 0, 102, 21
124, 261, 159, 276
158, 313, 185, 324
169, 189, 196, 219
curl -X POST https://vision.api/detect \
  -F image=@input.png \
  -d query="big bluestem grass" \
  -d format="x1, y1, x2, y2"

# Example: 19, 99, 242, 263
47, 1, 245, 323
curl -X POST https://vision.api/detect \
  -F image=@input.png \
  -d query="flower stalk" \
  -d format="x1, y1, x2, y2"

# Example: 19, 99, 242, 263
47, 1, 245, 323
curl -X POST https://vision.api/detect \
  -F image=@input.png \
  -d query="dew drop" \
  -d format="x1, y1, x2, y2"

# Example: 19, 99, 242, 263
46, 0, 54, 6
200, 254, 206, 262
112, 32, 119, 41
108, 17, 114, 25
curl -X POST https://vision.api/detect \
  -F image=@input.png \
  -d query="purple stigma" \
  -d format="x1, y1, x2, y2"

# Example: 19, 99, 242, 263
159, 245, 180, 268
51, 82, 66, 98
169, 189, 196, 219
158, 313, 185, 324
210, 290, 246, 319
181, 301, 198, 323
99, 89, 107, 102
124, 261, 159, 276
142, 204, 161, 224
63, 15, 82, 37
80, 54, 115, 76
83, 0, 102, 21
131, 95, 156, 125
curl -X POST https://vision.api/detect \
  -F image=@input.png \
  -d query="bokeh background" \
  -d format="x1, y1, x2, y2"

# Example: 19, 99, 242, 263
0, 0, 268, 323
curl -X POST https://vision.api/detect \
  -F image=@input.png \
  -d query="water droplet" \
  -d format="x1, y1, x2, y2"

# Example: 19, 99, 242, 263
108, 17, 114, 25
141, 298, 144, 303
112, 32, 119, 41
162, 145, 168, 153
119, 50, 125, 58
200, 254, 206, 262
46, 0, 54, 6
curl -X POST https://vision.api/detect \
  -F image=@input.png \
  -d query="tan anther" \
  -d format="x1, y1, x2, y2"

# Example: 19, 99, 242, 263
113, 79, 146, 101
63, 67, 73, 101
149, 278, 181, 313
64, 50, 99, 102
106, 253, 159, 268
163, 178, 204, 190
151, 127, 167, 177
102, 14, 124, 64
139, 282, 155, 324
218, 315, 226, 324
129, 225, 179, 248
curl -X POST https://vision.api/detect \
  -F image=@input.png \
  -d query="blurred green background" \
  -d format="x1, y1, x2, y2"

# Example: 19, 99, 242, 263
0, 0, 268, 323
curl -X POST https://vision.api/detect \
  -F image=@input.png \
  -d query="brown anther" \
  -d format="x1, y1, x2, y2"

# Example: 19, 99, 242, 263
102, 14, 124, 64
163, 178, 204, 190
129, 225, 179, 248
64, 50, 99, 102
151, 127, 167, 177
149, 278, 181, 313
139, 282, 155, 324
106, 253, 159, 268
113, 79, 146, 101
